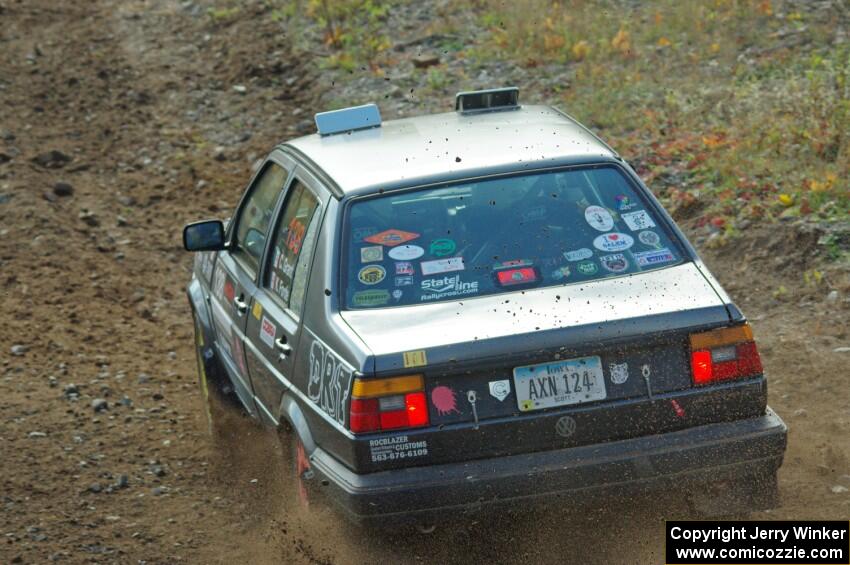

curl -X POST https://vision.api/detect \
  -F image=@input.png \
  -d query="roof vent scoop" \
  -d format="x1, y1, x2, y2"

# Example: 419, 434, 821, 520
455, 87, 520, 114
315, 103, 382, 136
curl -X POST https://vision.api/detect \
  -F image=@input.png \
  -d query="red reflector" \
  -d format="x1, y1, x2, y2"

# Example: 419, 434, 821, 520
736, 341, 763, 377
691, 349, 713, 385
349, 398, 380, 433
379, 409, 408, 430
405, 392, 429, 427
496, 267, 537, 286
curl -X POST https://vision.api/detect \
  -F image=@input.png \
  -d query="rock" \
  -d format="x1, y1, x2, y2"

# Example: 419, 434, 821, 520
88, 482, 103, 493
79, 211, 100, 227
10, 344, 28, 356
831, 485, 848, 494
151, 486, 166, 496
32, 150, 72, 168
152, 465, 167, 477
53, 182, 74, 197
834, 347, 850, 353
114, 474, 129, 489
43, 190, 58, 202
412, 54, 440, 68
0, 193, 11, 204
232, 85, 247, 94
137, 373, 150, 384
0, 152, 11, 164
117, 194, 136, 207
91, 398, 108, 412
793, 408, 807, 418
28, 431, 47, 438
63, 383, 80, 398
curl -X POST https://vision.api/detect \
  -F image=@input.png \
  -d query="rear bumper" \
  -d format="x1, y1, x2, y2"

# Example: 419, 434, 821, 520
309, 407, 786, 523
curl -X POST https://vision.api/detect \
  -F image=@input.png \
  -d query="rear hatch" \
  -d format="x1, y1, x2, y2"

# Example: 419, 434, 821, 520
341, 263, 766, 472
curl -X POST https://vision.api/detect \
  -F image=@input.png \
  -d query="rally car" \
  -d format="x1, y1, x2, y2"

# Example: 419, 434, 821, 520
183, 87, 786, 527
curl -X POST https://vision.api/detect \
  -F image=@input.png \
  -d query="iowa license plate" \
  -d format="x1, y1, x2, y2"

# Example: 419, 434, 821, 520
513, 356, 606, 412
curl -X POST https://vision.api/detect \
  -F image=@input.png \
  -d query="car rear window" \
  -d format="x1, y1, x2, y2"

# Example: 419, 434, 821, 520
343, 165, 684, 309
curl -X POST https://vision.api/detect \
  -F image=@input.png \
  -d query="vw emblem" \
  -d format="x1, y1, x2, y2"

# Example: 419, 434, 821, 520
555, 416, 576, 438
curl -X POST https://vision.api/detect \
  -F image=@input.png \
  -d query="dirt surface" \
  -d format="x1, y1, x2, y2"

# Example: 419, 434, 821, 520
1, 1, 849, 564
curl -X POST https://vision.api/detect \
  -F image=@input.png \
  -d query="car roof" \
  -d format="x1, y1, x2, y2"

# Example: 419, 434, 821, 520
283, 105, 618, 196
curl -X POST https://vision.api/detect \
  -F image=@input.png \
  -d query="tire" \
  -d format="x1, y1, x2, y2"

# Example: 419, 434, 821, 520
192, 311, 230, 441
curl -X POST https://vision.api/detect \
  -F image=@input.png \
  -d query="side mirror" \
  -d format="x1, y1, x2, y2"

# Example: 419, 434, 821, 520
183, 220, 226, 252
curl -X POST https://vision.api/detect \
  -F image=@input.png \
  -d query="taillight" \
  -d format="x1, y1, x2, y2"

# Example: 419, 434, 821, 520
689, 323, 763, 386
349, 375, 429, 433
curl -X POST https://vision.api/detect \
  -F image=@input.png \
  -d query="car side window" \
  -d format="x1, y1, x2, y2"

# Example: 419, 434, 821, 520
265, 179, 321, 314
232, 162, 289, 277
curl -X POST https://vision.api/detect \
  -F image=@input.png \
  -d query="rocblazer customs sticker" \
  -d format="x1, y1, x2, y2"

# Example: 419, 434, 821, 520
369, 435, 428, 463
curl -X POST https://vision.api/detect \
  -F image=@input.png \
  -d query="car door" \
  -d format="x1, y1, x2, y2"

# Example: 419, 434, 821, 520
209, 156, 291, 415
244, 163, 328, 424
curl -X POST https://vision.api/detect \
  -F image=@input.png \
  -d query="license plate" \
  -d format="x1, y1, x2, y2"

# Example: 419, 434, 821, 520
513, 356, 606, 412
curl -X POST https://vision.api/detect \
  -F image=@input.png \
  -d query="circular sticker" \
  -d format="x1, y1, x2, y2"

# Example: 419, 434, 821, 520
599, 254, 629, 273
429, 238, 456, 257
358, 265, 386, 285
638, 230, 660, 247
577, 261, 598, 276
388, 244, 425, 261
584, 205, 614, 232
593, 232, 634, 252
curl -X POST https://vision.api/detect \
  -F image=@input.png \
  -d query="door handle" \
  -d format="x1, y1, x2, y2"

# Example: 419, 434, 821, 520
233, 296, 248, 314
275, 338, 292, 356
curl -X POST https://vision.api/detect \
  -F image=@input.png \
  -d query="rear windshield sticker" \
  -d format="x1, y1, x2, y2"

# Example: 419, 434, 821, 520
251, 301, 263, 320
260, 316, 276, 348
634, 248, 675, 267
352, 226, 378, 242
521, 205, 548, 222
551, 266, 571, 280
369, 436, 428, 463
388, 244, 424, 261
394, 261, 414, 275
615, 194, 637, 211
638, 230, 661, 247
609, 362, 629, 384
496, 267, 538, 286
584, 205, 614, 232
364, 229, 419, 247
600, 254, 629, 273
308, 340, 354, 427
420, 275, 478, 301
285, 217, 307, 255
430, 385, 460, 415
391, 289, 403, 301
563, 248, 593, 262
429, 238, 456, 257
421, 256, 464, 275
495, 259, 533, 268
489, 380, 511, 402
358, 265, 386, 285
593, 232, 634, 252
352, 290, 389, 307
360, 245, 383, 263
577, 261, 598, 275
394, 276, 414, 286
402, 349, 428, 368
621, 210, 657, 231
